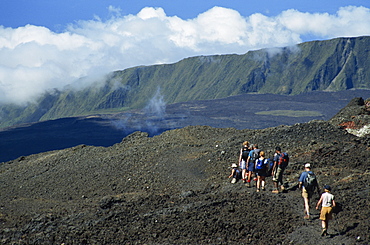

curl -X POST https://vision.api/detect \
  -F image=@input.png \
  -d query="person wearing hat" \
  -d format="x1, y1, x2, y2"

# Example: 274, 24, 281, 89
316, 185, 336, 236
298, 163, 320, 219
228, 163, 241, 184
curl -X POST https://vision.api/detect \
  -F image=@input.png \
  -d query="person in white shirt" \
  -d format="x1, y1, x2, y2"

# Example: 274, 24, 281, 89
316, 185, 336, 236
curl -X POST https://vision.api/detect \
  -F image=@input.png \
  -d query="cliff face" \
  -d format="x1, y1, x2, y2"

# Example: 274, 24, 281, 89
1, 36, 370, 128
0, 98, 369, 244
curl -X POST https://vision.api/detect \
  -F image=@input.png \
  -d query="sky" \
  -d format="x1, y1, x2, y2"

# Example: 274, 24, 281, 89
0, 0, 370, 105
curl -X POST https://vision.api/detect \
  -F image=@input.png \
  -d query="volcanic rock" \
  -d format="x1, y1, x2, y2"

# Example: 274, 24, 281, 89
0, 98, 369, 244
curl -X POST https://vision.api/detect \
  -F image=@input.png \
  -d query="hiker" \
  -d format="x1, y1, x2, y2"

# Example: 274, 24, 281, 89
298, 163, 320, 219
228, 163, 241, 184
246, 144, 260, 187
255, 151, 268, 192
238, 141, 250, 183
271, 146, 289, 193
316, 185, 336, 236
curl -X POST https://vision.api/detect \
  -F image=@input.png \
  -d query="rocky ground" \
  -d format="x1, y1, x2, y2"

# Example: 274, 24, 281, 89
0, 97, 369, 244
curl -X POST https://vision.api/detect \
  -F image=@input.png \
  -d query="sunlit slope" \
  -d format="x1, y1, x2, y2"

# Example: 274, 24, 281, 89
1, 36, 369, 128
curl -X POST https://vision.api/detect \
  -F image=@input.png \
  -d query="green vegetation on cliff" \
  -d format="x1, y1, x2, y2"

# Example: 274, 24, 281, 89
1, 36, 369, 128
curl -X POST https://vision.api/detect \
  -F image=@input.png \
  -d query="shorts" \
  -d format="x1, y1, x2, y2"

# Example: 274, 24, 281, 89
272, 166, 285, 183
248, 161, 255, 172
302, 188, 313, 199
320, 207, 333, 221
256, 169, 267, 177
240, 160, 247, 170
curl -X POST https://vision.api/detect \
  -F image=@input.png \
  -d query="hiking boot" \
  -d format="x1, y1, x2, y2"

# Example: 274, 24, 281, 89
271, 189, 279, 194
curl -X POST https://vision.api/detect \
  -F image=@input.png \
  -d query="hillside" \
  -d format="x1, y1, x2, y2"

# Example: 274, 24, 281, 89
0, 97, 369, 244
1, 36, 370, 128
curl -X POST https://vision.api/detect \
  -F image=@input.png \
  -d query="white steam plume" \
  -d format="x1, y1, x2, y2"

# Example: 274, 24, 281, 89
144, 88, 166, 118
111, 87, 167, 135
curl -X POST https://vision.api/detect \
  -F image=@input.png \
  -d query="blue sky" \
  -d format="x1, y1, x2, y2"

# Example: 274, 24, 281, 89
0, 0, 370, 31
0, 0, 370, 104
1, 0, 368, 31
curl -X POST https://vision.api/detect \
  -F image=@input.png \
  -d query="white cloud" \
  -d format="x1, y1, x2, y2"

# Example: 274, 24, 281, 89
0, 5, 369, 105
107, 5, 122, 17
278, 6, 370, 38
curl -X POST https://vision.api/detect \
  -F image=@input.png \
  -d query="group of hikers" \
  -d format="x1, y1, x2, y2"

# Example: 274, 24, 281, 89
228, 141, 288, 193
228, 141, 336, 237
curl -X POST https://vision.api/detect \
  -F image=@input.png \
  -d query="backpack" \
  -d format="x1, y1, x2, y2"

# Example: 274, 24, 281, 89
250, 149, 260, 162
278, 152, 289, 168
241, 147, 249, 160
256, 158, 268, 170
266, 159, 274, 177
303, 172, 317, 191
